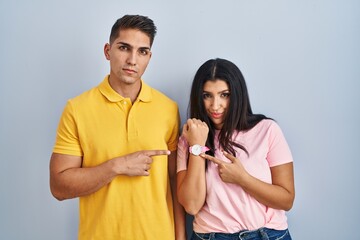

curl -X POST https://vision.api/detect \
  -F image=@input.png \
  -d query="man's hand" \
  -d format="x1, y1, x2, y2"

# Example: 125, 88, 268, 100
116, 150, 171, 176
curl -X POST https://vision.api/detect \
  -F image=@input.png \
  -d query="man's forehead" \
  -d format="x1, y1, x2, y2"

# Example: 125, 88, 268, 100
114, 29, 151, 48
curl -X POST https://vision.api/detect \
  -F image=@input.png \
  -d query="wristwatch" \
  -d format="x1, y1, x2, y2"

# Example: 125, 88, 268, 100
189, 144, 210, 156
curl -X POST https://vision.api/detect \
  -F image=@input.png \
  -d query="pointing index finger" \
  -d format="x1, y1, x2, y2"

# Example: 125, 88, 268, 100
145, 150, 171, 157
200, 153, 223, 165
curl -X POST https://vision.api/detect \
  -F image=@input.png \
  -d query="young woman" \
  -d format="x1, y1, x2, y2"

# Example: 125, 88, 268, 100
177, 58, 295, 240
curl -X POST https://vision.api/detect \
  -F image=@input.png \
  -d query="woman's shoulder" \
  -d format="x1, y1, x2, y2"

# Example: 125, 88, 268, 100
248, 119, 278, 133
257, 118, 274, 126
233, 119, 280, 139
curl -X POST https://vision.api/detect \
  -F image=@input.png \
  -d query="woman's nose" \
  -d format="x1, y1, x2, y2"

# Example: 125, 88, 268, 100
211, 97, 221, 110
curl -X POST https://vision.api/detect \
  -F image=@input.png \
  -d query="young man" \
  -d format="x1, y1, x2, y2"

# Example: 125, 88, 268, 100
50, 15, 186, 240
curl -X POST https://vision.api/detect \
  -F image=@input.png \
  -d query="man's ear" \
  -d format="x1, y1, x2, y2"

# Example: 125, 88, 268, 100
104, 43, 111, 60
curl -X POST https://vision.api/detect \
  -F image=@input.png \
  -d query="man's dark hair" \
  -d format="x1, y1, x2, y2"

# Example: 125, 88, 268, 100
109, 15, 157, 47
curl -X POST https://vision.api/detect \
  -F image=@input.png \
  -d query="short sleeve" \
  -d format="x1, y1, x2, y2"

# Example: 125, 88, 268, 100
167, 106, 180, 152
176, 135, 189, 173
53, 100, 83, 156
266, 122, 293, 167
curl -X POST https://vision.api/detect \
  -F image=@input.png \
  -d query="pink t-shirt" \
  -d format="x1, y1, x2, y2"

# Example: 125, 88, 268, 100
177, 119, 293, 233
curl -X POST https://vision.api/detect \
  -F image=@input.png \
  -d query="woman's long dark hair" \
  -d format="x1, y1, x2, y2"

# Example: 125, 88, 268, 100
189, 58, 270, 157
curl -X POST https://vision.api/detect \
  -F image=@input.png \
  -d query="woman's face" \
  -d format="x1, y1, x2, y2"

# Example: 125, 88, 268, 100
202, 79, 230, 130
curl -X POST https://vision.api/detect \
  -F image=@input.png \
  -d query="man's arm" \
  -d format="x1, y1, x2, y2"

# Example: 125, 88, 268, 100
168, 151, 187, 240
50, 150, 170, 200
49, 153, 118, 200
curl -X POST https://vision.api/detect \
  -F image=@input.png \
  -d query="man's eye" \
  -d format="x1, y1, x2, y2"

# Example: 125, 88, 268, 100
119, 46, 128, 51
139, 50, 149, 56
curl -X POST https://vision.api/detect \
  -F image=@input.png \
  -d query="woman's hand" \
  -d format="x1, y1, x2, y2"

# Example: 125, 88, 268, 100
201, 151, 295, 211
200, 151, 248, 184
182, 118, 209, 146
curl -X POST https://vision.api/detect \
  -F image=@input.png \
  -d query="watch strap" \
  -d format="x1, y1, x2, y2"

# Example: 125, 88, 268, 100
201, 146, 210, 152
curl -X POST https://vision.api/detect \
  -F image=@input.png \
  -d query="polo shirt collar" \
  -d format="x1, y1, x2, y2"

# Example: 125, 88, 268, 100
98, 75, 152, 103
137, 81, 152, 103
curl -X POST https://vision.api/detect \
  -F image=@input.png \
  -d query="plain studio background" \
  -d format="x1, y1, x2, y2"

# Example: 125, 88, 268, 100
0, 0, 359, 239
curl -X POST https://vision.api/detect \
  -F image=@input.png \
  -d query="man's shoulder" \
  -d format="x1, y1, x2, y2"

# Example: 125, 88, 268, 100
68, 84, 100, 104
147, 85, 177, 106
151, 87, 174, 100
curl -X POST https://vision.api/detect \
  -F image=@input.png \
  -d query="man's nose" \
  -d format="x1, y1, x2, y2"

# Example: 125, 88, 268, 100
126, 50, 137, 65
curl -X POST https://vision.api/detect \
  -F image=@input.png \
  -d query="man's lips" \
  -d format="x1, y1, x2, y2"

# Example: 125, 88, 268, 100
123, 68, 137, 74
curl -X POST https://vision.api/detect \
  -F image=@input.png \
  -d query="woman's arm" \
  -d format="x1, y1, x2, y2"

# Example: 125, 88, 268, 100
202, 152, 295, 211
177, 155, 207, 215
176, 119, 209, 215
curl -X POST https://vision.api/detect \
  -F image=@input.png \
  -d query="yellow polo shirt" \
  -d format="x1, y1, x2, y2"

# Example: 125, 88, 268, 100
53, 76, 180, 240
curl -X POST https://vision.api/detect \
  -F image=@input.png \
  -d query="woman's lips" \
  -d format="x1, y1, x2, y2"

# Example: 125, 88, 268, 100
211, 113, 223, 119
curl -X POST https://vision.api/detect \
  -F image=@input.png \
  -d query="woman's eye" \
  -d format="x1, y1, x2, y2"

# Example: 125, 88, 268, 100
203, 93, 211, 99
221, 93, 230, 98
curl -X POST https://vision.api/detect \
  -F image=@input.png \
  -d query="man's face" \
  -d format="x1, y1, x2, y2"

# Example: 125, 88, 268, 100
104, 28, 152, 85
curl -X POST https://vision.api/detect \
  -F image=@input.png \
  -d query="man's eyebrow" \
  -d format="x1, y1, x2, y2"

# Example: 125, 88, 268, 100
139, 46, 151, 50
116, 41, 131, 47
115, 42, 151, 50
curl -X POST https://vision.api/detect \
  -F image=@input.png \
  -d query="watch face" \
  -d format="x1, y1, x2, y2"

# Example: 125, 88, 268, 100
192, 144, 202, 155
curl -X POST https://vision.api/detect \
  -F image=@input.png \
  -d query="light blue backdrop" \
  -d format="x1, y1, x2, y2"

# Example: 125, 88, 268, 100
0, 0, 359, 239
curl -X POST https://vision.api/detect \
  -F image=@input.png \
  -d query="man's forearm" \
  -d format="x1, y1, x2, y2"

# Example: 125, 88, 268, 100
50, 158, 118, 200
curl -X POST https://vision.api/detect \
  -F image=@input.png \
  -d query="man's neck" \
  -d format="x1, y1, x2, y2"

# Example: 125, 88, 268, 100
108, 77, 141, 103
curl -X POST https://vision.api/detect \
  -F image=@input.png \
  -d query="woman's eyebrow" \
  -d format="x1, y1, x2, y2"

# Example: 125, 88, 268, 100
202, 89, 229, 93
